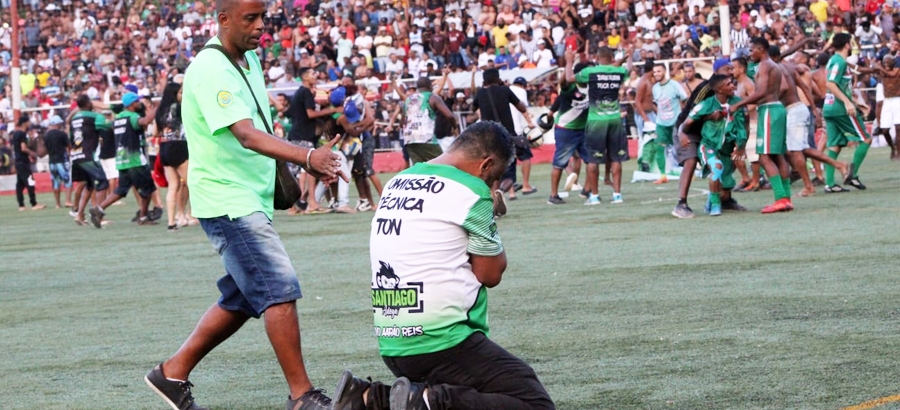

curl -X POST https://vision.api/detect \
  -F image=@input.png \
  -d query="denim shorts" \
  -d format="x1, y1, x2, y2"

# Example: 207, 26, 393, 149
49, 162, 71, 189
552, 127, 590, 169
200, 212, 303, 318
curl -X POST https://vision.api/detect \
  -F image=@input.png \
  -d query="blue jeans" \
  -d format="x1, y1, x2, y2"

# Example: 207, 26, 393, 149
200, 212, 303, 318
552, 127, 590, 169
448, 52, 464, 69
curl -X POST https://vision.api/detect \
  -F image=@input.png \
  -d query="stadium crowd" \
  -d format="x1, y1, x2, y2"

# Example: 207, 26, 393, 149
2, 0, 896, 219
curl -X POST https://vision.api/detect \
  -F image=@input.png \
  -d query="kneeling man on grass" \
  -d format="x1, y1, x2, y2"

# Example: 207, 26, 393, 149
329, 121, 556, 410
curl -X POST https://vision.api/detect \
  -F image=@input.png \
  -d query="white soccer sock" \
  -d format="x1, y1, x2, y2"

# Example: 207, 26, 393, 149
423, 389, 431, 410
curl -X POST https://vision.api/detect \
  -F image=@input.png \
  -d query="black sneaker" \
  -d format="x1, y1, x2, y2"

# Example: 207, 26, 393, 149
811, 177, 825, 187
843, 163, 856, 185
149, 207, 164, 221
721, 198, 748, 212
547, 195, 566, 205
332, 370, 371, 410
132, 210, 140, 222
297, 200, 309, 211
389, 377, 427, 410
824, 184, 849, 193
579, 189, 590, 199
286, 389, 332, 410
144, 363, 208, 410
167, 225, 179, 232
89, 207, 105, 229
846, 178, 867, 190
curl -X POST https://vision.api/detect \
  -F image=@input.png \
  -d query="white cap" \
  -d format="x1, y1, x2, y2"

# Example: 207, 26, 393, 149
750, 10, 759, 16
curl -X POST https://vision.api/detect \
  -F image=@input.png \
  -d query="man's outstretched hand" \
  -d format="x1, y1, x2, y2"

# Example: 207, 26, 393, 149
308, 134, 350, 185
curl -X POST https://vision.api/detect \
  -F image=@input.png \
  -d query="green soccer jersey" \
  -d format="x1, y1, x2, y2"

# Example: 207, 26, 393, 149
823, 54, 852, 118
688, 95, 747, 150
551, 84, 589, 130
370, 163, 502, 357
183, 37, 276, 220
576, 64, 628, 123
113, 111, 146, 170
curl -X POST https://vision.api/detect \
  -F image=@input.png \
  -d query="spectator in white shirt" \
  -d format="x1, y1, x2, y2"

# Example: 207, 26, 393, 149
267, 59, 288, 85
478, 46, 495, 69
533, 41, 553, 68
385, 53, 405, 76
408, 50, 423, 79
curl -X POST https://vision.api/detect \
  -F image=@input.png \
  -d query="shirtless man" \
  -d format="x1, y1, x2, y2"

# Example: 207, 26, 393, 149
731, 37, 794, 213
811, 53, 831, 156
634, 60, 658, 144
862, 54, 900, 160
783, 50, 851, 194
733, 58, 759, 191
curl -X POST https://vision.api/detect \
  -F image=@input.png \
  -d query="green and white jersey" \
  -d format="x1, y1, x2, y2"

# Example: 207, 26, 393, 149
370, 163, 502, 357
823, 54, 852, 118
576, 64, 628, 123
689, 95, 747, 150
113, 111, 147, 170
403, 91, 437, 144
550, 84, 589, 130
652, 80, 688, 126
183, 37, 276, 220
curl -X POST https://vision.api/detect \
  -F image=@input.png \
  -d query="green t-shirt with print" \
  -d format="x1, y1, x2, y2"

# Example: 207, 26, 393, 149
183, 37, 276, 220
113, 111, 146, 170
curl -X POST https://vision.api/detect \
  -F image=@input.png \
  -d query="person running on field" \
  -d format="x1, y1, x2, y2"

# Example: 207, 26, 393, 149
69, 95, 111, 225
89, 92, 159, 227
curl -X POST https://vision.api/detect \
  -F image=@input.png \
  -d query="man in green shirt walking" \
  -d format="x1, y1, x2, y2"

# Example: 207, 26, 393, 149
822, 33, 871, 192
142, 1, 346, 410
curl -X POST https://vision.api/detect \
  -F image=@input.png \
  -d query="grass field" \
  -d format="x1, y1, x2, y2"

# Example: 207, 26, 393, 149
1, 146, 899, 410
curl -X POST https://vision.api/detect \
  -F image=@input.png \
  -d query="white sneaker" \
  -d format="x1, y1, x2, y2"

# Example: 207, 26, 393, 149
611, 193, 623, 204
564, 173, 578, 191
356, 199, 372, 212
571, 183, 583, 192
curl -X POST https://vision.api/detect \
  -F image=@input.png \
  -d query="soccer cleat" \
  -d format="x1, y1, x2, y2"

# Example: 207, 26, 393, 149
332, 370, 370, 410
846, 178, 867, 190
564, 173, 578, 191
286, 389, 332, 410
824, 184, 849, 193
671, 203, 695, 219
760, 199, 793, 214
721, 198, 748, 212
492, 190, 507, 217
145, 363, 208, 410
610, 193, 623, 204
584, 194, 601, 206
547, 195, 566, 205
709, 203, 722, 216
389, 377, 428, 410
89, 207, 105, 229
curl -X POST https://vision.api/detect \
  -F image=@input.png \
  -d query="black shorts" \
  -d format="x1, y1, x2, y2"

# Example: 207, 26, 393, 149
675, 134, 701, 167
114, 166, 156, 198
71, 159, 110, 191
352, 134, 376, 177
513, 136, 534, 161
584, 119, 629, 163
160, 140, 189, 167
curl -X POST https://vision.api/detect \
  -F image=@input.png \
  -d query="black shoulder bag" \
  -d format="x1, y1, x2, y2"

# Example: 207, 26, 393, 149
201, 44, 301, 210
